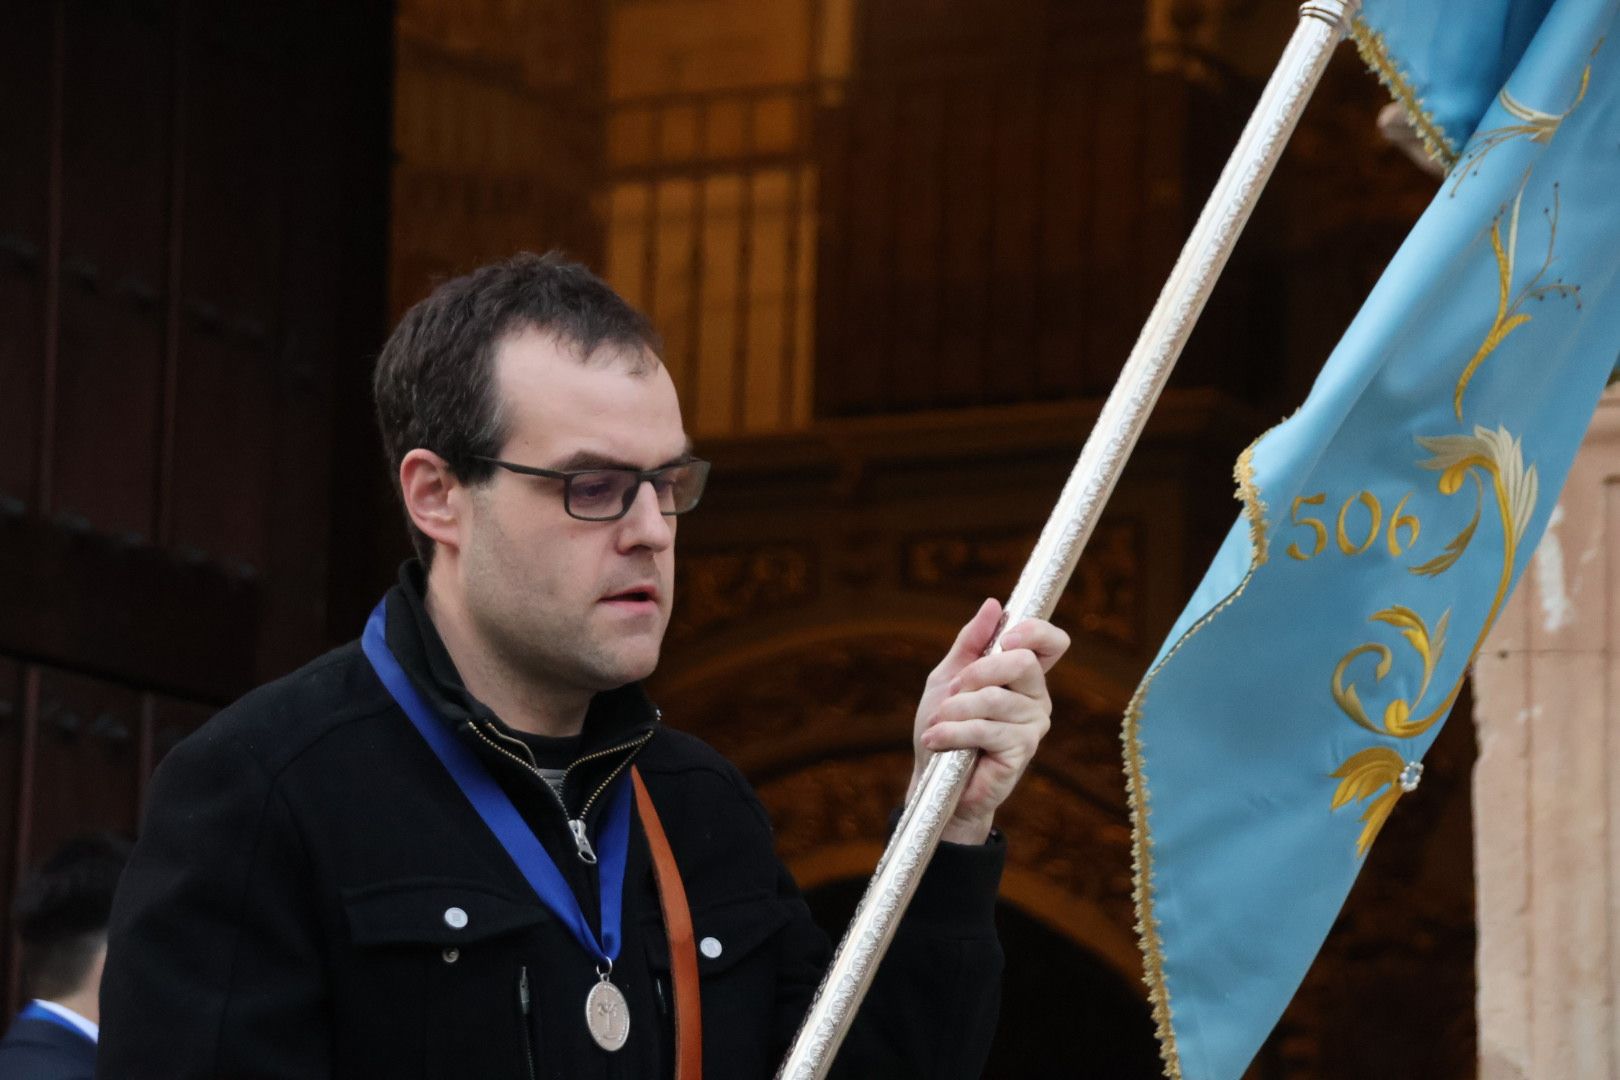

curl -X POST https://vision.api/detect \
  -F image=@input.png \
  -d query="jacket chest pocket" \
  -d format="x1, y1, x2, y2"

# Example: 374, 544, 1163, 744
341, 879, 549, 1079
646, 895, 793, 1079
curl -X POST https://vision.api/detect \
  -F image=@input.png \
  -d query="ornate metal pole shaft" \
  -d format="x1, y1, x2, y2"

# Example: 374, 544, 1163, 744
776, 2, 1359, 1076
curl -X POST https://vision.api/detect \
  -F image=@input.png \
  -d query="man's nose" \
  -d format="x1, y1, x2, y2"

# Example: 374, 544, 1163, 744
617, 480, 674, 550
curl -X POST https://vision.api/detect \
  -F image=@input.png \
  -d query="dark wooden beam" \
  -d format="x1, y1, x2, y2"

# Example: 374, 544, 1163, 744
0, 509, 258, 704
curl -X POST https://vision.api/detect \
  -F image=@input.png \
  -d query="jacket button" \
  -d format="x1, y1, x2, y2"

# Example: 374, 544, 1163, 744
699, 936, 722, 959
442, 947, 460, 964
443, 906, 468, 929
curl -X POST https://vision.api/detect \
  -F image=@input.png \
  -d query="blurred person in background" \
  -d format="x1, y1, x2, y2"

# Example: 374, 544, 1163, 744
0, 834, 131, 1080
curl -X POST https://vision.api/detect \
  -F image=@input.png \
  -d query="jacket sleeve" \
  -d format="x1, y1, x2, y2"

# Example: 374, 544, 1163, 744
98, 722, 330, 1079
773, 831, 1006, 1079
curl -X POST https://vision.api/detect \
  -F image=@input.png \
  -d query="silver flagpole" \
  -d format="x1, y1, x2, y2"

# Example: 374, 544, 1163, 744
776, 2, 1359, 1076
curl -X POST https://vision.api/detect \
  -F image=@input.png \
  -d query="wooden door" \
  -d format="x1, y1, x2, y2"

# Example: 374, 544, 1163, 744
0, 0, 391, 1010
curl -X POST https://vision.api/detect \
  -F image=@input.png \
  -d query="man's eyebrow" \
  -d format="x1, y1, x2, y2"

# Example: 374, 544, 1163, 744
551, 443, 695, 471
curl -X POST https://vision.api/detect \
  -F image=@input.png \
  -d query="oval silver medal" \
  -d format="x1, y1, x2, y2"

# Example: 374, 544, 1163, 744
585, 978, 630, 1052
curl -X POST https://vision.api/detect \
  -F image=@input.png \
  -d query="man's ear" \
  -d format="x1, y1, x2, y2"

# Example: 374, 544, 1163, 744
400, 449, 464, 554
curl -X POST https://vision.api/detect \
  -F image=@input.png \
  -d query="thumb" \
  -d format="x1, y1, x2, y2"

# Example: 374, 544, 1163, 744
938, 598, 1003, 678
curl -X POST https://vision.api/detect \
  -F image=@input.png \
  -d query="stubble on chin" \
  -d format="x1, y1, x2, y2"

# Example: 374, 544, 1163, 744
579, 609, 667, 688
490, 599, 667, 695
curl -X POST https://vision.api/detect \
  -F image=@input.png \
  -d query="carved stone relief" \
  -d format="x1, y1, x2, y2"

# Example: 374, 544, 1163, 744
669, 544, 816, 641
904, 520, 1142, 648
659, 632, 938, 769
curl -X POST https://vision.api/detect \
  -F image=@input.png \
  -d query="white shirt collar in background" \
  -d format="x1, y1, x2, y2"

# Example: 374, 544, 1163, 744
31, 999, 99, 1043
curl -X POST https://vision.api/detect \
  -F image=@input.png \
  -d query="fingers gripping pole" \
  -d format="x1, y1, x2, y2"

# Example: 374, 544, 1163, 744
775, 3, 1358, 1077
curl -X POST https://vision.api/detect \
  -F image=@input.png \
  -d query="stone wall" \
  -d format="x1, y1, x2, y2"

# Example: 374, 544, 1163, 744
1475, 386, 1620, 1079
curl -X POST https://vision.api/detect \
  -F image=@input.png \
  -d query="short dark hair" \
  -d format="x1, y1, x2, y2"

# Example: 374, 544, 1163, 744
373, 251, 664, 565
14, 832, 132, 1001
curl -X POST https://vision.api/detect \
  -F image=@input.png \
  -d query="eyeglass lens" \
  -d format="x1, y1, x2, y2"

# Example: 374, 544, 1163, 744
566, 462, 708, 521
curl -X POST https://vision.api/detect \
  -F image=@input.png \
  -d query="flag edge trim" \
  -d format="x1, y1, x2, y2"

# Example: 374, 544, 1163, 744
1349, 15, 1462, 170
1124, 433, 1273, 1080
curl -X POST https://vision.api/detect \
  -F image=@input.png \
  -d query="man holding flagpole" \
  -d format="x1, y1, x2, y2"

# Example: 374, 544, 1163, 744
96, 252, 1070, 1079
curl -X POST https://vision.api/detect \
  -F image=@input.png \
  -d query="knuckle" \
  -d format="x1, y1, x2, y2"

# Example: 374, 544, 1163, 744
991, 686, 1021, 714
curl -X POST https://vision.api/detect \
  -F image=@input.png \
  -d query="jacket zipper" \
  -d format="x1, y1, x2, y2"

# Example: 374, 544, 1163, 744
517, 965, 537, 1080
470, 722, 655, 864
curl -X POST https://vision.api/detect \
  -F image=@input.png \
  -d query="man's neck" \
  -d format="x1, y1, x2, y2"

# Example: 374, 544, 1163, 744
44, 987, 98, 1027
424, 569, 590, 738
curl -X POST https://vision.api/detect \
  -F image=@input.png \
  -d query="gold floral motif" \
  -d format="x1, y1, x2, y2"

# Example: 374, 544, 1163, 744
1329, 427, 1538, 847
1408, 472, 1481, 577
1332, 605, 1450, 738
1453, 181, 1580, 419
1417, 425, 1538, 555
1329, 747, 1408, 857
1450, 47, 1596, 194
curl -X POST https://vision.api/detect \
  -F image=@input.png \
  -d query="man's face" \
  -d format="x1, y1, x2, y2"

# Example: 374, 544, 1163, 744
456, 327, 687, 696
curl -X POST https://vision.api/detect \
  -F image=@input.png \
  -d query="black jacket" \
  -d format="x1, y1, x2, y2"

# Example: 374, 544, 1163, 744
99, 568, 1005, 1079
0, 1014, 96, 1080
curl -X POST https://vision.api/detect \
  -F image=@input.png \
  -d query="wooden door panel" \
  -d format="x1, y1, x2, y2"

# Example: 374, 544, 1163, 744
0, 7, 54, 507
168, 332, 277, 568
0, 0, 390, 1019
1033, 72, 1090, 400
167, 14, 284, 568
813, 1, 1161, 415
825, 91, 897, 415
935, 77, 996, 407
1085, 65, 1147, 392
0, 0, 392, 703
887, 83, 948, 412
26, 665, 142, 858
51, 2, 174, 537
983, 76, 1042, 403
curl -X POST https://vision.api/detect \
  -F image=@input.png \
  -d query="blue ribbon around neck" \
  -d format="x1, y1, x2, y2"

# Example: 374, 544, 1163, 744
362, 598, 630, 967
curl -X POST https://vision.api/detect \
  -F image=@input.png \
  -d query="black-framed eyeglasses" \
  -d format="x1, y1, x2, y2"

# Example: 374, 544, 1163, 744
473, 455, 711, 522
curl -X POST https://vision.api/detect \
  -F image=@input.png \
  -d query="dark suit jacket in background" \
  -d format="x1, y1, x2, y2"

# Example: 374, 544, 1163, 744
0, 1015, 96, 1080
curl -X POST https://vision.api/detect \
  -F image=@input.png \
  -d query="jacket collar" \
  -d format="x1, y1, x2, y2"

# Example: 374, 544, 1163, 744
383, 561, 659, 769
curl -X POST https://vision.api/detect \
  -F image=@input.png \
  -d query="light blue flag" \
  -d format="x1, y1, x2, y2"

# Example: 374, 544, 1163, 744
1124, 3, 1620, 1078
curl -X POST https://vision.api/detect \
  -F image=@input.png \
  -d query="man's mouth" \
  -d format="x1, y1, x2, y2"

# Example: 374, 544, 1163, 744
600, 585, 660, 610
